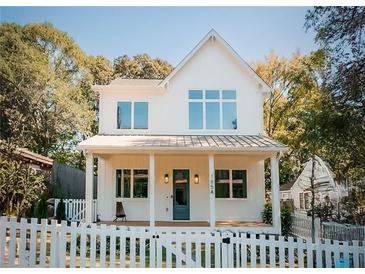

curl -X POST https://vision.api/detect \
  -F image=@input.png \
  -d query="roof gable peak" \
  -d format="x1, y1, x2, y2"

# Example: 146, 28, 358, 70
159, 29, 271, 93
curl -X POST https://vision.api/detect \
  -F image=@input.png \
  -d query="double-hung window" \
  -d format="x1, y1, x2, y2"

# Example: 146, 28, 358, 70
117, 102, 148, 129
188, 89, 237, 130
116, 169, 148, 198
215, 169, 247, 198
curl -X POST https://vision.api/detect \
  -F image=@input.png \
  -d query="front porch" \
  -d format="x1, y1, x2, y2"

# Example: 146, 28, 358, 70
99, 220, 270, 228
78, 135, 286, 234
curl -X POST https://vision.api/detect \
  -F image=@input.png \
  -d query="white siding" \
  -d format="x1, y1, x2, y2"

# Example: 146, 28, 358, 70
98, 39, 264, 136
97, 154, 265, 222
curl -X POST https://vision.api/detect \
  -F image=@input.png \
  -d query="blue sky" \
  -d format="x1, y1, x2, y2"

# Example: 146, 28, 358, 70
0, 7, 317, 65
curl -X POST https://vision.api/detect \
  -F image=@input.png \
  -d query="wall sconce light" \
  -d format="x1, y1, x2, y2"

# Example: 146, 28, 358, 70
164, 174, 169, 184
194, 174, 199, 184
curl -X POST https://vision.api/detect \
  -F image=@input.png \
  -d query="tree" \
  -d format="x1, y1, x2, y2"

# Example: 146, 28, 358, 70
113, 54, 173, 79
0, 23, 96, 159
0, 141, 46, 217
305, 7, 365, 181
255, 51, 326, 185
55, 198, 66, 222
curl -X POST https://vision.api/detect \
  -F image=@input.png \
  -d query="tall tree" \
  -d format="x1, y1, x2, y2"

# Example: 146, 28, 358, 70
113, 54, 172, 79
305, 7, 365, 180
254, 51, 326, 185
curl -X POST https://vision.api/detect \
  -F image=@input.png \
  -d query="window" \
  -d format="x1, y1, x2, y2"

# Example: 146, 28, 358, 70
299, 193, 304, 209
189, 102, 203, 129
232, 170, 247, 198
116, 169, 131, 198
117, 102, 148, 129
223, 102, 237, 129
206, 102, 220, 129
133, 169, 148, 198
215, 170, 230, 198
188, 89, 237, 130
134, 102, 148, 129
304, 193, 310, 209
117, 102, 131, 129
215, 169, 247, 198
116, 169, 148, 198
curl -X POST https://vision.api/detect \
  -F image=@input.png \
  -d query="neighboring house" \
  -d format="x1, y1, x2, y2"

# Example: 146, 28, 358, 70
77, 30, 287, 233
280, 155, 348, 214
17, 148, 53, 172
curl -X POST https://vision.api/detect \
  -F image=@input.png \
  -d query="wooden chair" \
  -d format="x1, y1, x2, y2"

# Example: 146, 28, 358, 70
114, 201, 127, 222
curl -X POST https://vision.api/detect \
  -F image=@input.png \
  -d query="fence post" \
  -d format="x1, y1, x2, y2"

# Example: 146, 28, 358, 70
314, 218, 321, 242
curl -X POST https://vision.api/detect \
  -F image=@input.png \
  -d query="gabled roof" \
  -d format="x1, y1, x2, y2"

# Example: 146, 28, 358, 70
159, 29, 271, 94
280, 182, 294, 191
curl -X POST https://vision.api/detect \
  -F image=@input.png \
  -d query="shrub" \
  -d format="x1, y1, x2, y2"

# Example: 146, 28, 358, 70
262, 203, 272, 224
56, 198, 66, 222
281, 206, 293, 236
34, 195, 48, 219
261, 203, 293, 236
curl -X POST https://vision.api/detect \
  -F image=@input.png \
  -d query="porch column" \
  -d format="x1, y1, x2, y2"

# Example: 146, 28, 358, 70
149, 153, 155, 227
209, 154, 216, 227
85, 152, 94, 224
270, 155, 281, 234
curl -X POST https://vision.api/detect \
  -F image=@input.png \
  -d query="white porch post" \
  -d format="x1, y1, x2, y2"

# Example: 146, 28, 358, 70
270, 155, 281, 234
209, 154, 216, 227
85, 152, 94, 224
149, 153, 155, 227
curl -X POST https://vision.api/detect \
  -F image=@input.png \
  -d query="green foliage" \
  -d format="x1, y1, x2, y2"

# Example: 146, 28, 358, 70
262, 203, 293, 236
281, 206, 293, 237
304, 7, 365, 182
34, 195, 48, 219
0, 22, 99, 168
56, 198, 66, 222
0, 141, 46, 217
113, 54, 172, 79
338, 186, 365, 225
262, 203, 272, 224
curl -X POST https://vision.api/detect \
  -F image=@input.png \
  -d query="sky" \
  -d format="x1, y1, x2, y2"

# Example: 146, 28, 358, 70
0, 7, 318, 66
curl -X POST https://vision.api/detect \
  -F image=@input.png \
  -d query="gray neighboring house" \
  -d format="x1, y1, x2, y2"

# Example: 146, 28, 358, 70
280, 156, 348, 214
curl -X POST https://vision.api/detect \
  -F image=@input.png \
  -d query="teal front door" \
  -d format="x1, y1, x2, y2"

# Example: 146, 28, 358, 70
173, 169, 190, 220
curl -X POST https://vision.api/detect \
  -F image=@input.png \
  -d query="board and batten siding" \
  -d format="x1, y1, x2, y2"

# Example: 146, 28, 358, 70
98, 39, 265, 136
96, 154, 265, 222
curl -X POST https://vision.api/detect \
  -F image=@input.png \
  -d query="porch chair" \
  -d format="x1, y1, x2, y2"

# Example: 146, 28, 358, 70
114, 201, 127, 222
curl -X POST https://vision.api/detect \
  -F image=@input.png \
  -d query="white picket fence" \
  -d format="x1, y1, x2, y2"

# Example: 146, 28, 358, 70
0, 216, 364, 268
322, 222, 365, 242
292, 213, 321, 241
54, 199, 97, 222
292, 213, 365, 242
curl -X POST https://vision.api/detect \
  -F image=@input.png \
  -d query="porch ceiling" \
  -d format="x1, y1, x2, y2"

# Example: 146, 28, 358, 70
77, 134, 287, 153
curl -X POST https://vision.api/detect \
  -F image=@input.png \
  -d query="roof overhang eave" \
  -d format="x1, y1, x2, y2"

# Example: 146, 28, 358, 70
77, 144, 288, 153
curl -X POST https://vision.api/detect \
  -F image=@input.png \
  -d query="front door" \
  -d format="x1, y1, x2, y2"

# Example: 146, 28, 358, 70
173, 169, 190, 220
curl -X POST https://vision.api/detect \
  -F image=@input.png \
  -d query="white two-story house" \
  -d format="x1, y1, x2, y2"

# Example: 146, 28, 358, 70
77, 30, 287, 234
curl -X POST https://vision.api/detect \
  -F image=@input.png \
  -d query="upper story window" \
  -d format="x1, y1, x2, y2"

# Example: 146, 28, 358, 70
188, 90, 237, 130
117, 102, 148, 129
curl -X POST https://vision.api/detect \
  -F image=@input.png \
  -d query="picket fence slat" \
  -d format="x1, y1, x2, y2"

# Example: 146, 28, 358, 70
0, 217, 364, 268
109, 225, 116, 268
0, 217, 7, 267
79, 222, 87, 268
279, 236, 286, 268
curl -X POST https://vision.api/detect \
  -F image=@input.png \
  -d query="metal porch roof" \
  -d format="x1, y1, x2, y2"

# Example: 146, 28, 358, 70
77, 134, 287, 152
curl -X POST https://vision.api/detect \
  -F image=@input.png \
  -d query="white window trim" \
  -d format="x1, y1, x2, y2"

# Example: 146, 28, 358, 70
116, 168, 149, 199
188, 89, 237, 130
215, 169, 247, 200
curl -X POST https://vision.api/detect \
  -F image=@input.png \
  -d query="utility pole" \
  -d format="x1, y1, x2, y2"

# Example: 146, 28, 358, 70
310, 154, 316, 243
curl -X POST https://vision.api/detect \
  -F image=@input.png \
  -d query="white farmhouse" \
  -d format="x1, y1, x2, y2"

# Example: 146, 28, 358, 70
77, 30, 287, 234
280, 155, 348, 214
